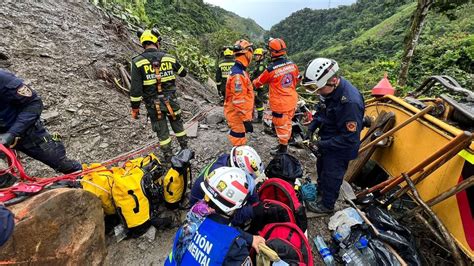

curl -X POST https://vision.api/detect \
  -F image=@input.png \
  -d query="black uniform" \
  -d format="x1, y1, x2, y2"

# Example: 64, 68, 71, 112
130, 48, 188, 162
215, 57, 234, 101
0, 69, 81, 174
250, 59, 268, 121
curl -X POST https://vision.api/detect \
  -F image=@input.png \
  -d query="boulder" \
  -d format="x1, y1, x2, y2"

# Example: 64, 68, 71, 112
205, 106, 225, 124
0, 188, 106, 265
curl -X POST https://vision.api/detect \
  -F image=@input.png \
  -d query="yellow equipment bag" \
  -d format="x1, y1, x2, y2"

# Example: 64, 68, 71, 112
112, 153, 159, 229
159, 149, 194, 209
81, 163, 116, 215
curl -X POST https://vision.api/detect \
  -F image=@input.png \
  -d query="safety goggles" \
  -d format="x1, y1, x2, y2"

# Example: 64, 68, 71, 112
302, 83, 320, 93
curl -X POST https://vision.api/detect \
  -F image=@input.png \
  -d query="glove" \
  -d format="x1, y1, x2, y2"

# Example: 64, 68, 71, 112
131, 108, 140, 119
243, 121, 253, 133
0, 133, 14, 147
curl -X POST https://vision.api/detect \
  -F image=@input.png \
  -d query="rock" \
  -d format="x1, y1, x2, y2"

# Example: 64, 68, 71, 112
66, 108, 78, 113
182, 95, 194, 101
199, 124, 209, 129
0, 188, 106, 265
99, 142, 109, 148
205, 107, 224, 124
41, 110, 59, 121
142, 226, 156, 243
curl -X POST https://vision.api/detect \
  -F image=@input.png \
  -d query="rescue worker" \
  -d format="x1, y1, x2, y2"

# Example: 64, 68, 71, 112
130, 28, 188, 164
189, 145, 265, 226
0, 69, 81, 174
215, 47, 234, 103
301, 58, 364, 214
253, 38, 300, 155
224, 39, 255, 147
165, 167, 265, 266
250, 48, 268, 123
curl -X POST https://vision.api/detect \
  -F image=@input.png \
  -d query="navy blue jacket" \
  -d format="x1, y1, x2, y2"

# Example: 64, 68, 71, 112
189, 153, 258, 227
0, 70, 43, 136
308, 78, 364, 160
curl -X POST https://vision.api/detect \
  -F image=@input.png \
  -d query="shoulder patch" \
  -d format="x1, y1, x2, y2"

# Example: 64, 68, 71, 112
341, 95, 349, 103
17, 86, 32, 97
234, 78, 242, 93
346, 121, 357, 132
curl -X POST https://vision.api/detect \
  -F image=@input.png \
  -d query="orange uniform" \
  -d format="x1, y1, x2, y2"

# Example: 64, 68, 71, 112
253, 57, 299, 145
224, 61, 255, 146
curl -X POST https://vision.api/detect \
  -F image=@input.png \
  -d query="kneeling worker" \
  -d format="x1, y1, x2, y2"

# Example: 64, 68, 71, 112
165, 167, 265, 265
0, 69, 81, 174
189, 145, 265, 226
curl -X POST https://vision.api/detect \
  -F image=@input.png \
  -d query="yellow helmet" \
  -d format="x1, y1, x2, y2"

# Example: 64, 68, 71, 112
138, 28, 161, 45
223, 48, 233, 56
254, 48, 265, 56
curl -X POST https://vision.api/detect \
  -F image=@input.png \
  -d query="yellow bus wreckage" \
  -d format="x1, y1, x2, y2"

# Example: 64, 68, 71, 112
347, 76, 474, 261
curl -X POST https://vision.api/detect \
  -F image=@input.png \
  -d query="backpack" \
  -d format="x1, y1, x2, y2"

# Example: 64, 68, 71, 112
260, 222, 314, 266
80, 163, 116, 215
265, 154, 303, 184
159, 149, 194, 209
247, 199, 296, 235
258, 178, 307, 232
112, 154, 161, 231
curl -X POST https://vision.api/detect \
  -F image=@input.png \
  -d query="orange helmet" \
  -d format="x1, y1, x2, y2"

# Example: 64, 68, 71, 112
267, 38, 287, 57
233, 39, 254, 67
233, 39, 254, 55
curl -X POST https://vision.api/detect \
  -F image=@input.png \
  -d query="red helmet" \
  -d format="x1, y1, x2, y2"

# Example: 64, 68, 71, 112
267, 38, 287, 57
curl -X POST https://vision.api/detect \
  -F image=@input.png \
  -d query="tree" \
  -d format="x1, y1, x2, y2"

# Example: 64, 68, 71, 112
398, 0, 434, 86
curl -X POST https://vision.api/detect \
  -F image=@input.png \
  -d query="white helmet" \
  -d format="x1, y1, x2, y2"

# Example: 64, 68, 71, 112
230, 145, 264, 179
201, 167, 249, 213
301, 58, 339, 89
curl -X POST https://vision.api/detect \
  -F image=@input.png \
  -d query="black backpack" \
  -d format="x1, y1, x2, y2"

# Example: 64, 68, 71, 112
265, 153, 303, 184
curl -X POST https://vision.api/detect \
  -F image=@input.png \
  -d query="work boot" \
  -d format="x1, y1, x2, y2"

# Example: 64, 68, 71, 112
306, 201, 333, 215
177, 137, 188, 150
253, 111, 263, 123
270, 144, 287, 156
161, 145, 173, 167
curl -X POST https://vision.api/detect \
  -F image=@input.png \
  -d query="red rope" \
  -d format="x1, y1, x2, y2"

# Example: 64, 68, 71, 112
0, 105, 214, 200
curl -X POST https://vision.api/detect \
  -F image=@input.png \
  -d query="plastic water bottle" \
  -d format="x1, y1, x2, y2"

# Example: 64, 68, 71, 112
314, 236, 335, 266
340, 245, 368, 266
356, 236, 376, 264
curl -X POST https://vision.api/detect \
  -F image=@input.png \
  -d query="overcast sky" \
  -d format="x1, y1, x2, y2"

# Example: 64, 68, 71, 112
204, 0, 357, 30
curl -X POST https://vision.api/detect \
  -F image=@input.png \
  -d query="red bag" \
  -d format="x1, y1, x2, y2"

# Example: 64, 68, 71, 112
258, 178, 307, 232
260, 222, 314, 266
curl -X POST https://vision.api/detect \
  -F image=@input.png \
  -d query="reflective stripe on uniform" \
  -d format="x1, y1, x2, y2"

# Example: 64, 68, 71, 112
175, 131, 187, 137
229, 130, 245, 138
144, 79, 157, 85
135, 59, 150, 68
177, 65, 184, 74
161, 76, 176, 82
160, 138, 172, 146
232, 99, 246, 104
256, 107, 265, 111
162, 56, 176, 63
130, 96, 143, 102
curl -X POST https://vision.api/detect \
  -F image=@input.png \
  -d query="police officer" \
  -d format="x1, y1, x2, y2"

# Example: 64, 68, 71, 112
0, 69, 81, 174
301, 58, 365, 214
215, 47, 234, 103
130, 28, 188, 164
250, 48, 268, 123
165, 167, 265, 266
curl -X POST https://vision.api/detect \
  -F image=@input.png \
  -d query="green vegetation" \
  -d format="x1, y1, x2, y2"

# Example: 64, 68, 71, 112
91, 0, 265, 81
269, 0, 474, 94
